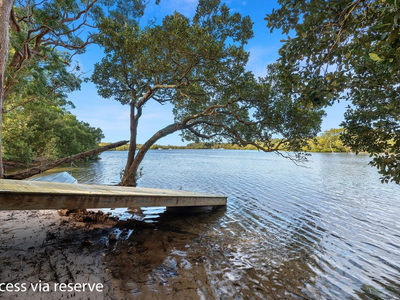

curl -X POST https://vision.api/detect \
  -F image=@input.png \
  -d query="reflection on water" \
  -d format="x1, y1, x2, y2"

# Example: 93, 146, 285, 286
52, 150, 400, 299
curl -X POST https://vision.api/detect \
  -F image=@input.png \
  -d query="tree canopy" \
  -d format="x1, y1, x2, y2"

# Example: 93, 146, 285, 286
266, 0, 400, 183
0, 0, 154, 176
304, 128, 350, 153
3, 101, 104, 164
92, 0, 324, 186
0, 0, 159, 176
1, 0, 103, 168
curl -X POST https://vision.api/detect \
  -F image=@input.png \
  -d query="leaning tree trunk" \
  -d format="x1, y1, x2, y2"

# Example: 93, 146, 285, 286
120, 123, 186, 187
0, 0, 14, 178
5, 140, 128, 180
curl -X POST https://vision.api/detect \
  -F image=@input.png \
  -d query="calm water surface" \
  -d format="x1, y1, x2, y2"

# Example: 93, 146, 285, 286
58, 150, 400, 299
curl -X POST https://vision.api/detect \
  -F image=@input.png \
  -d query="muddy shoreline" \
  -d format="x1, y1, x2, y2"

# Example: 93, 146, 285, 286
0, 208, 245, 300
1, 206, 312, 300
0, 210, 117, 299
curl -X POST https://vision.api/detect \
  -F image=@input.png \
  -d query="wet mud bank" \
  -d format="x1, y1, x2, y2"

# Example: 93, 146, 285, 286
0, 208, 249, 300
0, 209, 117, 299
0, 207, 317, 300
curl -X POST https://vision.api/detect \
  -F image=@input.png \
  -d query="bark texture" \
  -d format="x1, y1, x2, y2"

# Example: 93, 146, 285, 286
5, 140, 128, 180
125, 102, 141, 175
0, 0, 14, 178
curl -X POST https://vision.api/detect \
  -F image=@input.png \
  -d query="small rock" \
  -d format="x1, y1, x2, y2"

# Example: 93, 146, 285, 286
109, 234, 117, 243
59, 209, 68, 216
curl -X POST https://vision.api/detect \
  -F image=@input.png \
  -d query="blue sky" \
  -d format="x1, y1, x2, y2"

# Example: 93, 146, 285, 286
68, 0, 348, 144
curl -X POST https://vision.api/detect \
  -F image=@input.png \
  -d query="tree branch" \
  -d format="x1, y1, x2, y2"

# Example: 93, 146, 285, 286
5, 140, 129, 180
9, 8, 21, 32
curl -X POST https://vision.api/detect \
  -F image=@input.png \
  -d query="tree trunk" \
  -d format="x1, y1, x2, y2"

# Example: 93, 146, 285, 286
125, 102, 141, 175
5, 140, 128, 180
0, 0, 14, 178
120, 123, 186, 187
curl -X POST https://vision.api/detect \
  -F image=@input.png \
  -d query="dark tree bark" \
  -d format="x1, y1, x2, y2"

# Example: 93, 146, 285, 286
5, 140, 128, 180
0, 0, 14, 178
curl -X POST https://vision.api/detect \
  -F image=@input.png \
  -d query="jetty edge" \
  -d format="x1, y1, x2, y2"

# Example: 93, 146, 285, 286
0, 179, 227, 211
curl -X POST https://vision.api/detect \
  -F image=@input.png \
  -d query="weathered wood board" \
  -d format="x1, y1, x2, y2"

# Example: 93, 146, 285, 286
0, 179, 227, 210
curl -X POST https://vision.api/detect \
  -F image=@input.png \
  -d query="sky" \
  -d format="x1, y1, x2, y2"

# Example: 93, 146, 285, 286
68, 0, 348, 144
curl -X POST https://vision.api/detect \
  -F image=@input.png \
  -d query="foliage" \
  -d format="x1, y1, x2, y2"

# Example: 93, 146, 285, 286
2, 102, 104, 164
4, 0, 155, 111
0, 0, 155, 176
99, 143, 131, 151
92, 0, 324, 186
149, 144, 184, 150
266, 0, 400, 183
7, 0, 151, 72
5, 49, 81, 113
101, 128, 352, 152
305, 128, 350, 153
4, 0, 97, 112
186, 143, 213, 149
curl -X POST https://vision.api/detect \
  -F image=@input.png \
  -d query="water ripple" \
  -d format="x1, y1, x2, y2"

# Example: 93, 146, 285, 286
53, 150, 400, 299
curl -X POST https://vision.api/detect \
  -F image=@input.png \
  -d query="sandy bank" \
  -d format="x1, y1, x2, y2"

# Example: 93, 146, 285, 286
0, 208, 232, 300
0, 210, 116, 299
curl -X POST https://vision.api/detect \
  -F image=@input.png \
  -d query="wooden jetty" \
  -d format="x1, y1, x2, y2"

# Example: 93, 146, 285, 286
0, 179, 227, 210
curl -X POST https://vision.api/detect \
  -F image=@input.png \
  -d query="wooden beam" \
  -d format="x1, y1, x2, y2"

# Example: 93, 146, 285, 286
0, 179, 227, 210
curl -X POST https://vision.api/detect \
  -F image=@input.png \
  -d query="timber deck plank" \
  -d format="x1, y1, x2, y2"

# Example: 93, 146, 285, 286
0, 179, 227, 210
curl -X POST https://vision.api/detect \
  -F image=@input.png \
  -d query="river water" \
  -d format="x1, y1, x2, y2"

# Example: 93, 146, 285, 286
57, 150, 400, 299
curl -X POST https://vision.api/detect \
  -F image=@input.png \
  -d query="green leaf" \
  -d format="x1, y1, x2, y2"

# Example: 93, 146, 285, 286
369, 53, 381, 61
372, 23, 391, 30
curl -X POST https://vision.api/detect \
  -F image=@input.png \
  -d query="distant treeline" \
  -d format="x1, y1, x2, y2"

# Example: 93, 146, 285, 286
303, 128, 351, 153
98, 142, 251, 151
100, 128, 351, 153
